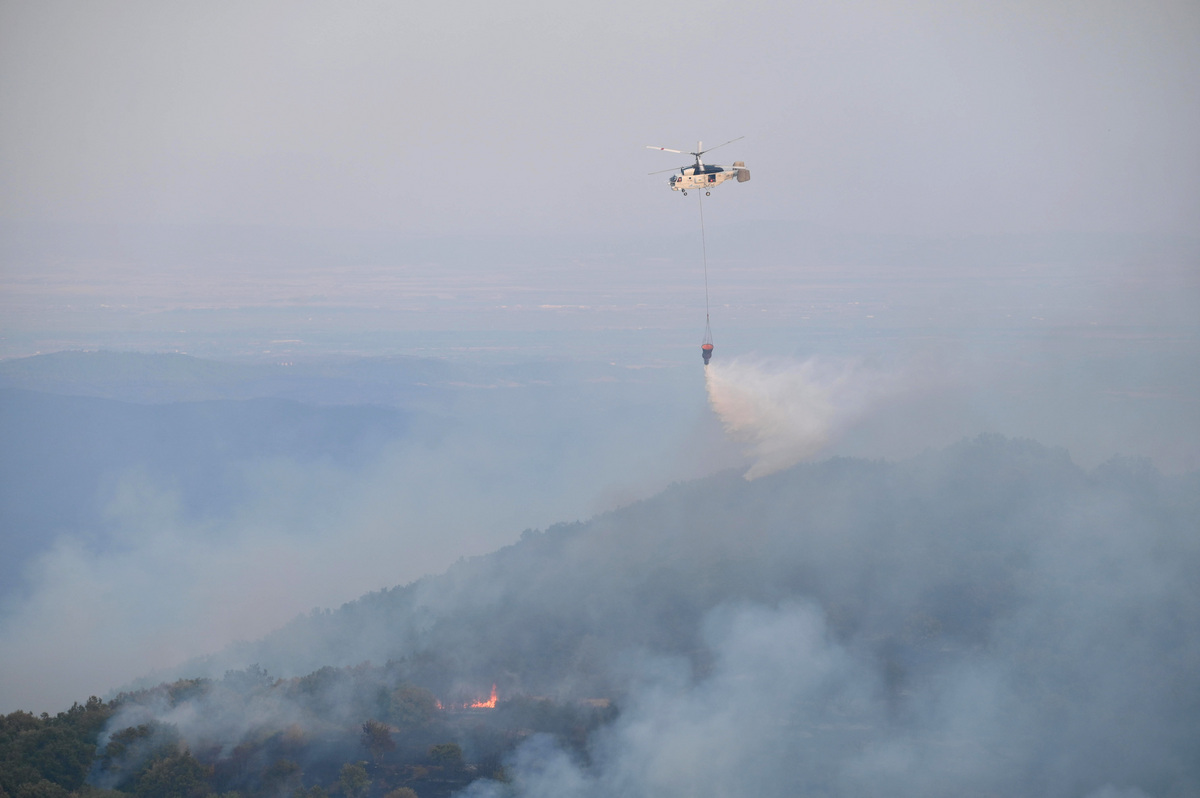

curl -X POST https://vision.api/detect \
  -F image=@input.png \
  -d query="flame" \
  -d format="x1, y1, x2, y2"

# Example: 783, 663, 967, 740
468, 684, 498, 709
435, 699, 444, 710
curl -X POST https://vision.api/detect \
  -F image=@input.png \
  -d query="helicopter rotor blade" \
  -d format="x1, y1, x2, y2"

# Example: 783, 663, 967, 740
646, 145, 684, 154
648, 166, 689, 175
694, 136, 744, 156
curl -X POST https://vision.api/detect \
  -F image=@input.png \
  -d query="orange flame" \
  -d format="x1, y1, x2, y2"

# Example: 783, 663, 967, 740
468, 684, 498, 709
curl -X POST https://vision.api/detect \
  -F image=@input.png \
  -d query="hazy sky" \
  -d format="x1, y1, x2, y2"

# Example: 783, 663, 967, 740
2, 0, 1198, 237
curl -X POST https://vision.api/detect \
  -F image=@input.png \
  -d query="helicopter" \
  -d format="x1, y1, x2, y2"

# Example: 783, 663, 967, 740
646, 137, 750, 195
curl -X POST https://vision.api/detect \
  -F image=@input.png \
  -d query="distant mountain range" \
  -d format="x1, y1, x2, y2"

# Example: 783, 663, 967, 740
0, 349, 481, 405
0, 386, 415, 593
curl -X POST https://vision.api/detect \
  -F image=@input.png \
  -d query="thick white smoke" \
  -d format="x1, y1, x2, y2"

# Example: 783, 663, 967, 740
705, 357, 885, 479
459, 601, 871, 798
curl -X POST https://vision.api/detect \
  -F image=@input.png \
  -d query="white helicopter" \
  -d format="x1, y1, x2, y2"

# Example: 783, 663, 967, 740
646, 137, 750, 195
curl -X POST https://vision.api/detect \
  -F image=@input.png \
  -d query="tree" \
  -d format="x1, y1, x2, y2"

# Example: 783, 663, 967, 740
13, 780, 69, 798
293, 787, 328, 798
260, 757, 302, 795
383, 789, 418, 798
389, 685, 437, 729
360, 721, 395, 763
337, 763, 370, 798
58, 786, 127, 798
427, 743, 463, 771
132, 751, 211, 798
0, 699, 115, 797
14, 727, 90, 791
96, 722, 181, 792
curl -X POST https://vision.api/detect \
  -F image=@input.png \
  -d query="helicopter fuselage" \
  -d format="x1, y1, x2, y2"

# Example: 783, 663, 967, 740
670, 168, 735, 192
668, 162, 749, 192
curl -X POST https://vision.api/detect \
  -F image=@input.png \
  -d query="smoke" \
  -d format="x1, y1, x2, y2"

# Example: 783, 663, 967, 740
457, 526, 1198, 798
67, 437, 1199, 797
459, 601, 867, 798
1085, 788, 1152, 798
705, 357, 889, 479
441, 443, 1200, 798
0, 365, 712, 714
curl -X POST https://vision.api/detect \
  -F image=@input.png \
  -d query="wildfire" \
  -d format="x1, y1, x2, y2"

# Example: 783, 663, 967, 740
436, 684, 499, 710
468, 684, 498, 709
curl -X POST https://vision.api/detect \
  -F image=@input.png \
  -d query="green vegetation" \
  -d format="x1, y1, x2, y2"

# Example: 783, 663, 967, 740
0, 698, 113, 797
1, 666, 613, 798
337, 763, 370, 798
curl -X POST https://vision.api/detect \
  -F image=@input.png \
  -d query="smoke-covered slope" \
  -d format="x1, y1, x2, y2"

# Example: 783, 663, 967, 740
153, 435, 1199, 796
199, 436, 1197, 684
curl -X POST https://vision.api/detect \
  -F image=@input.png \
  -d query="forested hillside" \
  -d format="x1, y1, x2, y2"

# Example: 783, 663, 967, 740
4, 436, 1197, 797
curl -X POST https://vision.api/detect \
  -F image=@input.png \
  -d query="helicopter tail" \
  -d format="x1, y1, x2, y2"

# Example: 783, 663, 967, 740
734, 161, 751, 182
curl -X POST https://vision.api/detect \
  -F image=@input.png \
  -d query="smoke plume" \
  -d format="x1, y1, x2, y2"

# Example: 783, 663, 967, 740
705, 357, 886, 479
74, 437, 1200, 797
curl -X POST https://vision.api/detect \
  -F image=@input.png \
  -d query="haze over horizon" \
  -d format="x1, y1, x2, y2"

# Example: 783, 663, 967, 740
3, 1, 1198, 239
3, 1, 1197, 409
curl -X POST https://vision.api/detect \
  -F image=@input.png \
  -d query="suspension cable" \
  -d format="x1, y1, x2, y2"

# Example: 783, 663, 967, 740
699, 192, 711, 332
